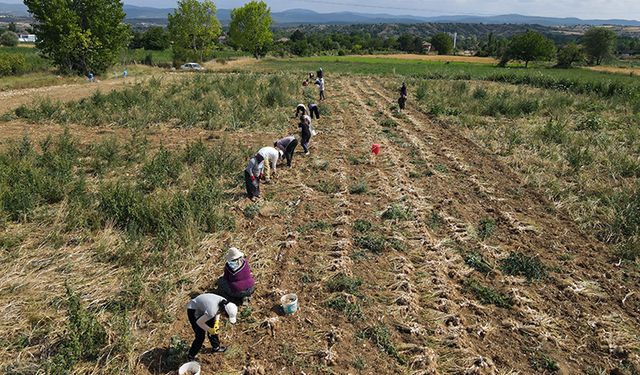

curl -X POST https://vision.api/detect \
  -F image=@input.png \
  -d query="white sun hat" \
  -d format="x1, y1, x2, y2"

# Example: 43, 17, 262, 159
225, 247, 244, 262
225, 302, 238, 324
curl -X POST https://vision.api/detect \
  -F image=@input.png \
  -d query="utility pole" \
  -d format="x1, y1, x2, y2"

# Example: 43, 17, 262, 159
453, 32, 457, 51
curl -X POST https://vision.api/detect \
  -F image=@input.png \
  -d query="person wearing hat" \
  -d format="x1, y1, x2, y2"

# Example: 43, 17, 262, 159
274, 135, 298, 167
257, 146, 283, 182
186, 293, 238, 360
295, 103, 308, 118
218, 247, 256, 305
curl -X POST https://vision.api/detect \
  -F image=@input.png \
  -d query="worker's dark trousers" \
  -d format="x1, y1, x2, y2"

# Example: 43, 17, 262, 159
319, 90, 325, 101
285, 139, 298, 166
398, 96, 406, 110
310, 106, 320, 119
301, 134, 311, 153
244, 171, 260, 198
187, 309, 219, 358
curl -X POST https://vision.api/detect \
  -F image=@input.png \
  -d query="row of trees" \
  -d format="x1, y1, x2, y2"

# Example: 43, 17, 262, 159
23, 0, 274, 74
498, 27, 618, 68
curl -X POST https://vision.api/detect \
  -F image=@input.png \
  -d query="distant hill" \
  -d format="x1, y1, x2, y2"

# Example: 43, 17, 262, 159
1, 3, 639, 27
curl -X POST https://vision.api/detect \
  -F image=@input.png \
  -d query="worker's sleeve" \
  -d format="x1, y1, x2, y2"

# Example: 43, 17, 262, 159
196, 314, 214, 331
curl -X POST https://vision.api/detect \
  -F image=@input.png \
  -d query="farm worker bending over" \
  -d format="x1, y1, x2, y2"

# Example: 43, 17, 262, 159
274, 135, 299, 167
295, 103, 308, 118
315, 78, 326, 101
244, 154, 265, 200
299, 115, 312, 155
257, 146, 283, 182
309, 103, 320, 120
218, 247, 256, 305
186, 293, 238, 360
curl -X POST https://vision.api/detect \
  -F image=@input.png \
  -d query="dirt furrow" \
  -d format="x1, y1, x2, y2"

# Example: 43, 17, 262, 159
362, 78, 640, 372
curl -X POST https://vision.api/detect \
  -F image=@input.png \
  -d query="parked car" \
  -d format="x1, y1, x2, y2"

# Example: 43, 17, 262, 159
180, 63, 204, 71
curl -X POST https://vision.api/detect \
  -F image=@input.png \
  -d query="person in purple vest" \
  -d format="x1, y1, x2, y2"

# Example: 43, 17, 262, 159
218, 247, 256, 305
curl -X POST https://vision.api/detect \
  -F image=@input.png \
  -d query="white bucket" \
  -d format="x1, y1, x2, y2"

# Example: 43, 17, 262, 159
281, 293, 298, 315
178, 361, 201, 375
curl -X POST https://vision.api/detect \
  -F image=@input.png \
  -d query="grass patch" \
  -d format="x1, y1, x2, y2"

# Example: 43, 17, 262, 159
381, 204, 411, 221
500, 252, 548, 281
353, 219, 373, 233
477, 217, 497, 240
325, 273, 362, 294
349, 181, 368, 194
355, 235, 387, 253
465, 278, 513, 308
314, 180, 342, 194
464, 251, 493, 274
359, 325, 405, 364
324, 295, 364, 322
296, 220, 331, 233
243, 203, 261, 219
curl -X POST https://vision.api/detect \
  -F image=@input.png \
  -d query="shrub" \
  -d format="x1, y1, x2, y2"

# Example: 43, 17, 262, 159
324, 295, 363, 322
565, 144, 593, 172
0, 53, 27, 76
381, 204, 411, 220
537, 118, 567, 144
243, 203, 261, 219
296, 220, 330, 233
353, 219, 372, 233
0, 31, 18, 47
500, 251, 548, 281
465, 278, 513, 308
416, 81, 428, 101
140, 148, 184, 191
472, 87, 488, 99
314, 180, 342, 194
326, 273, 362, 294
576, 115, 606, 131
349, 181, 368, 194
427, 211, 443, 229
355, 235, 386, 253
379, 118, 398, 128
464, 251, 493, 274
477, 217, 497, 240
359, 325, 405, 364
48, 287, 107, 373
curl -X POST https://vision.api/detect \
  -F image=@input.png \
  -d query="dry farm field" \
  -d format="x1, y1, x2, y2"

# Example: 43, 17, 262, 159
0, 57, 638, 375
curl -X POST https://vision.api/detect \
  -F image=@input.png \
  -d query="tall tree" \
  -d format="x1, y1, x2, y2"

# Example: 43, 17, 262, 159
229, 0, 273, 58
556, 43, 585, 68
142, 26, 170, 51
24, 0, 130, 74
168, 0, 221, 63
500, 31, 555, 67
582, 27, 617, 65
430, 33, 454, 55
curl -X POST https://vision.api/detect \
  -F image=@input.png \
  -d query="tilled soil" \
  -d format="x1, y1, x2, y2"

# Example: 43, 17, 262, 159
1, 72, 637, 374
136, 76, 639, 374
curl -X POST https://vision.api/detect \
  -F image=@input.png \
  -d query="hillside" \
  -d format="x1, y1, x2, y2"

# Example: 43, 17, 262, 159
1, 2, 639, 27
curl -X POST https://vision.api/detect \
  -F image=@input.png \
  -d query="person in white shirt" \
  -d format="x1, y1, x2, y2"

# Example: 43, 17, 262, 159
315, 78, 325, 101
257, 146, 283, 182
186, 293, 238, 360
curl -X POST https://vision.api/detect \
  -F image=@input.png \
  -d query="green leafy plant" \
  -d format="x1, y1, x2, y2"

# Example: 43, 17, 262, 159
477, 217, 497, 240
500, 251, 548, 281
465, 278, 513, 308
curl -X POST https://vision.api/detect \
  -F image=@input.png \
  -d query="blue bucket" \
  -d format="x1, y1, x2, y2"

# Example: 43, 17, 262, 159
280, 294, 298, 315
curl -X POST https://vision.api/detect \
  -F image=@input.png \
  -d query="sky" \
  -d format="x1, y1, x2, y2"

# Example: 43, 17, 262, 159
2, 0, 639, 20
